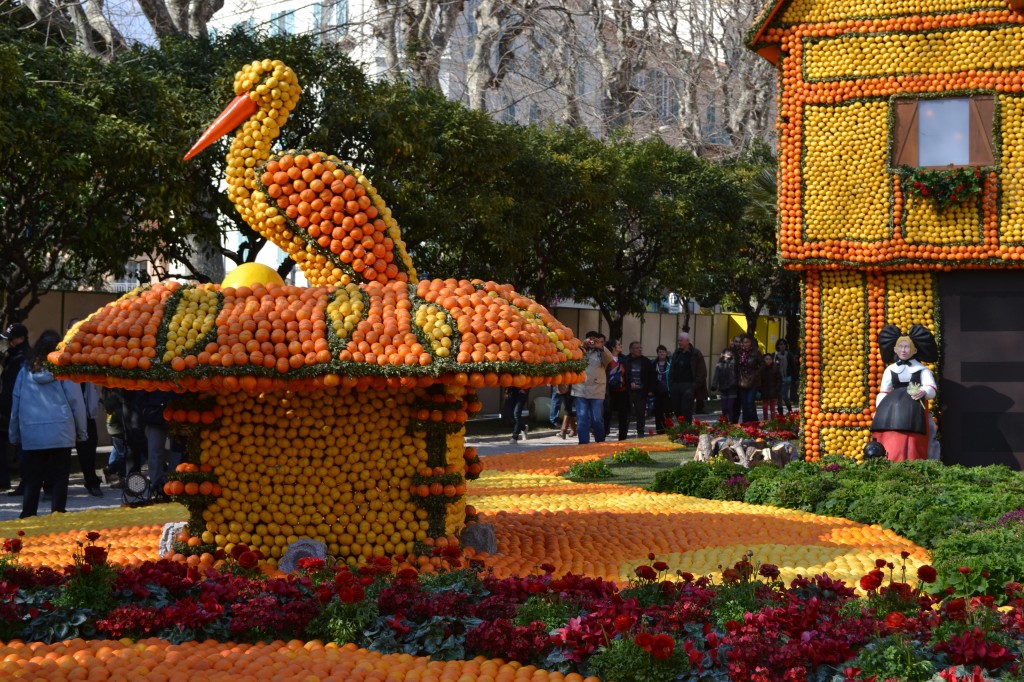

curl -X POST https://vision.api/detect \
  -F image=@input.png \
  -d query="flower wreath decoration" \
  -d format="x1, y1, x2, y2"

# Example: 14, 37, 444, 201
897, 165, 983, 212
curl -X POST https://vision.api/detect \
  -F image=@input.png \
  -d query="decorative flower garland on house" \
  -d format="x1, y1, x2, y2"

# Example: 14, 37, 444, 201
897, 165, 984, 212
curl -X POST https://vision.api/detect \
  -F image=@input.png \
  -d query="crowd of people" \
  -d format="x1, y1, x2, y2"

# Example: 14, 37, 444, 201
0, 324, 183, 518
515, 329, 798, 444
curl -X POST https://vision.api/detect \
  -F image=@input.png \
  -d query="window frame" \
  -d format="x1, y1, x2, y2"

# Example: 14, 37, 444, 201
891, 94, 996, 169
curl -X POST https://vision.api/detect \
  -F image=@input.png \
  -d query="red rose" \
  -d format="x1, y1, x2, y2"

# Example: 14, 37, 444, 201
875, 559, 888, 569
237, 551, 259, 569
634, 632, 654, 651
613, 614, 633, 633
83, 545, 108, 566
959, 566, 972, 576
885, 611, 906, 628
86, 531, 101, 542
758, 563, 780, 580
652, 561, 669, 572
540, 563, 556, 574
651, 634, 675, 660
230, 544, 249, 559
635, 565, 657, 582
860, 572, 882, 592
917, 565, 938, 584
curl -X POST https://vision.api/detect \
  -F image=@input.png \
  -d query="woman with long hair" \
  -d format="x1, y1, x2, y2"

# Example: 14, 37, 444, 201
8, 330, 87, 517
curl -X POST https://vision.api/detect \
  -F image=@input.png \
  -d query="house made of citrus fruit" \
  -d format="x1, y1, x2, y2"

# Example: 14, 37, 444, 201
748, 0, 1024, 467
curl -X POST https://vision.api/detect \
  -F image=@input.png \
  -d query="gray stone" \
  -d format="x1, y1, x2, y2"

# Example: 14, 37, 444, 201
278, 539, 329, 574
460, 523, 497, 555
159, 522, 188, 558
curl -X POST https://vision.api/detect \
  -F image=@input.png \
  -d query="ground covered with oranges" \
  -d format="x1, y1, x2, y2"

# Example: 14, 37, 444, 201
1, 439, 994, 682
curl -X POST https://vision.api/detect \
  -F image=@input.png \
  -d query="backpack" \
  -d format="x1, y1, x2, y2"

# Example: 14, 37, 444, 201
608, 361, 624, 391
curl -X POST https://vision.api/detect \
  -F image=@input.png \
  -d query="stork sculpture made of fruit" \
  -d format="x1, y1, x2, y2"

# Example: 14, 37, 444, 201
50, 59, 585, 565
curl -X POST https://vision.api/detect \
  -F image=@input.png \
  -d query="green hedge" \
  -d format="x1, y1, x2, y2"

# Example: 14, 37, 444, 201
649, 456, 1024, 593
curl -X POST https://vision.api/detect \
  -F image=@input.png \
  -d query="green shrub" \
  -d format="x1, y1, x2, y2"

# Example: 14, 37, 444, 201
743, 477, 783, 506
566, 460, 614, 481
610, 447, 654, 465
932, 523, 1024, 591
649, 461, 709, 495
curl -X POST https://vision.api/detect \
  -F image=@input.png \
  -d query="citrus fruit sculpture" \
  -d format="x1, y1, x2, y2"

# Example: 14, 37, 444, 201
48, 59, 585, 565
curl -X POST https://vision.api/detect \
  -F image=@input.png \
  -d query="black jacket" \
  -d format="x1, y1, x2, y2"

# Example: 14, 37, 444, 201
0, 343, 28, 429
622, 354, 656, 393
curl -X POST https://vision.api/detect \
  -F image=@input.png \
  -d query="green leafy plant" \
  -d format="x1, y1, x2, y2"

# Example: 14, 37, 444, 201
898, 165, 983, 212
566, 460, 614, 481
849, 635, 936, 681
587, 635, 690, 682
610, 447, 654, 465
305, 596, 378, 645
513, 595, 579, 630
52, 532, 117, 618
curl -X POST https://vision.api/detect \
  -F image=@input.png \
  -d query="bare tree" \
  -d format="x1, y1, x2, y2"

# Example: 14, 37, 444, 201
370, 0, 466, 88
650, 0, 776, 155
18, 0, 224, 58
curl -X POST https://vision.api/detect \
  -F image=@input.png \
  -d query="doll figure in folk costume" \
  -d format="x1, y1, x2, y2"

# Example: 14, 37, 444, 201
870, 324, 940, 462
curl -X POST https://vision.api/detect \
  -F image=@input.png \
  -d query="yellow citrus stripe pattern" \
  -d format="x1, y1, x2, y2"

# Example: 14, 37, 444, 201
903, 193, 982, 245
803, 101, 891, 242
804, 26, 1024, 81
820, 271, 869, 410
469, 467, 927, 587
780, 0, 1005, 25
1001, 95, 1024, 243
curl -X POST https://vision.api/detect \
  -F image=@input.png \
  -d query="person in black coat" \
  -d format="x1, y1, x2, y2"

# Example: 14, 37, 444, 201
622, 341, 656, 439
0, 323, 29, 493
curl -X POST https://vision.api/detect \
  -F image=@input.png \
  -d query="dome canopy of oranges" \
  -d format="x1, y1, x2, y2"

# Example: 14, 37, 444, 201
48, 277, 583, 393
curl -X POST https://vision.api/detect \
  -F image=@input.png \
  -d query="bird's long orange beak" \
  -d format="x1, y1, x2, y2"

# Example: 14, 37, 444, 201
184, 93, 259, 161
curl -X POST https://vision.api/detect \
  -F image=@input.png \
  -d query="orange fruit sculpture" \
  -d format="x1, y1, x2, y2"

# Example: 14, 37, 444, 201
49, 59, 585, 565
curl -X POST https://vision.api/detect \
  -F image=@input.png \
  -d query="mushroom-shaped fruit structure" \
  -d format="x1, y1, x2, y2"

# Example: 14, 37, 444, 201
49, 59, 585, 565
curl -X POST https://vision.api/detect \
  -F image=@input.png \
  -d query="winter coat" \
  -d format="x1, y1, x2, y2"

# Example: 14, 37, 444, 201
8, 367, 88, 451
572, 347, 614, 400
0, 343, 27, 430
668, 346, 709, 401
737, 348, 764, 391
102, 387, 128, 438
134, 390, 176, 428
760, 364, 783, 400
711, 360, 738, 398
622, 354, 656, 393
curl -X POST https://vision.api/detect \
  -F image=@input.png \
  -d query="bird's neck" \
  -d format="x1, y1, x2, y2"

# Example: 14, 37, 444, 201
226, 112, 284, 223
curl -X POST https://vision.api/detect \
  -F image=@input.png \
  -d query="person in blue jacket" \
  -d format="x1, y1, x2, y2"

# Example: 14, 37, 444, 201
8, 330, 88, 518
